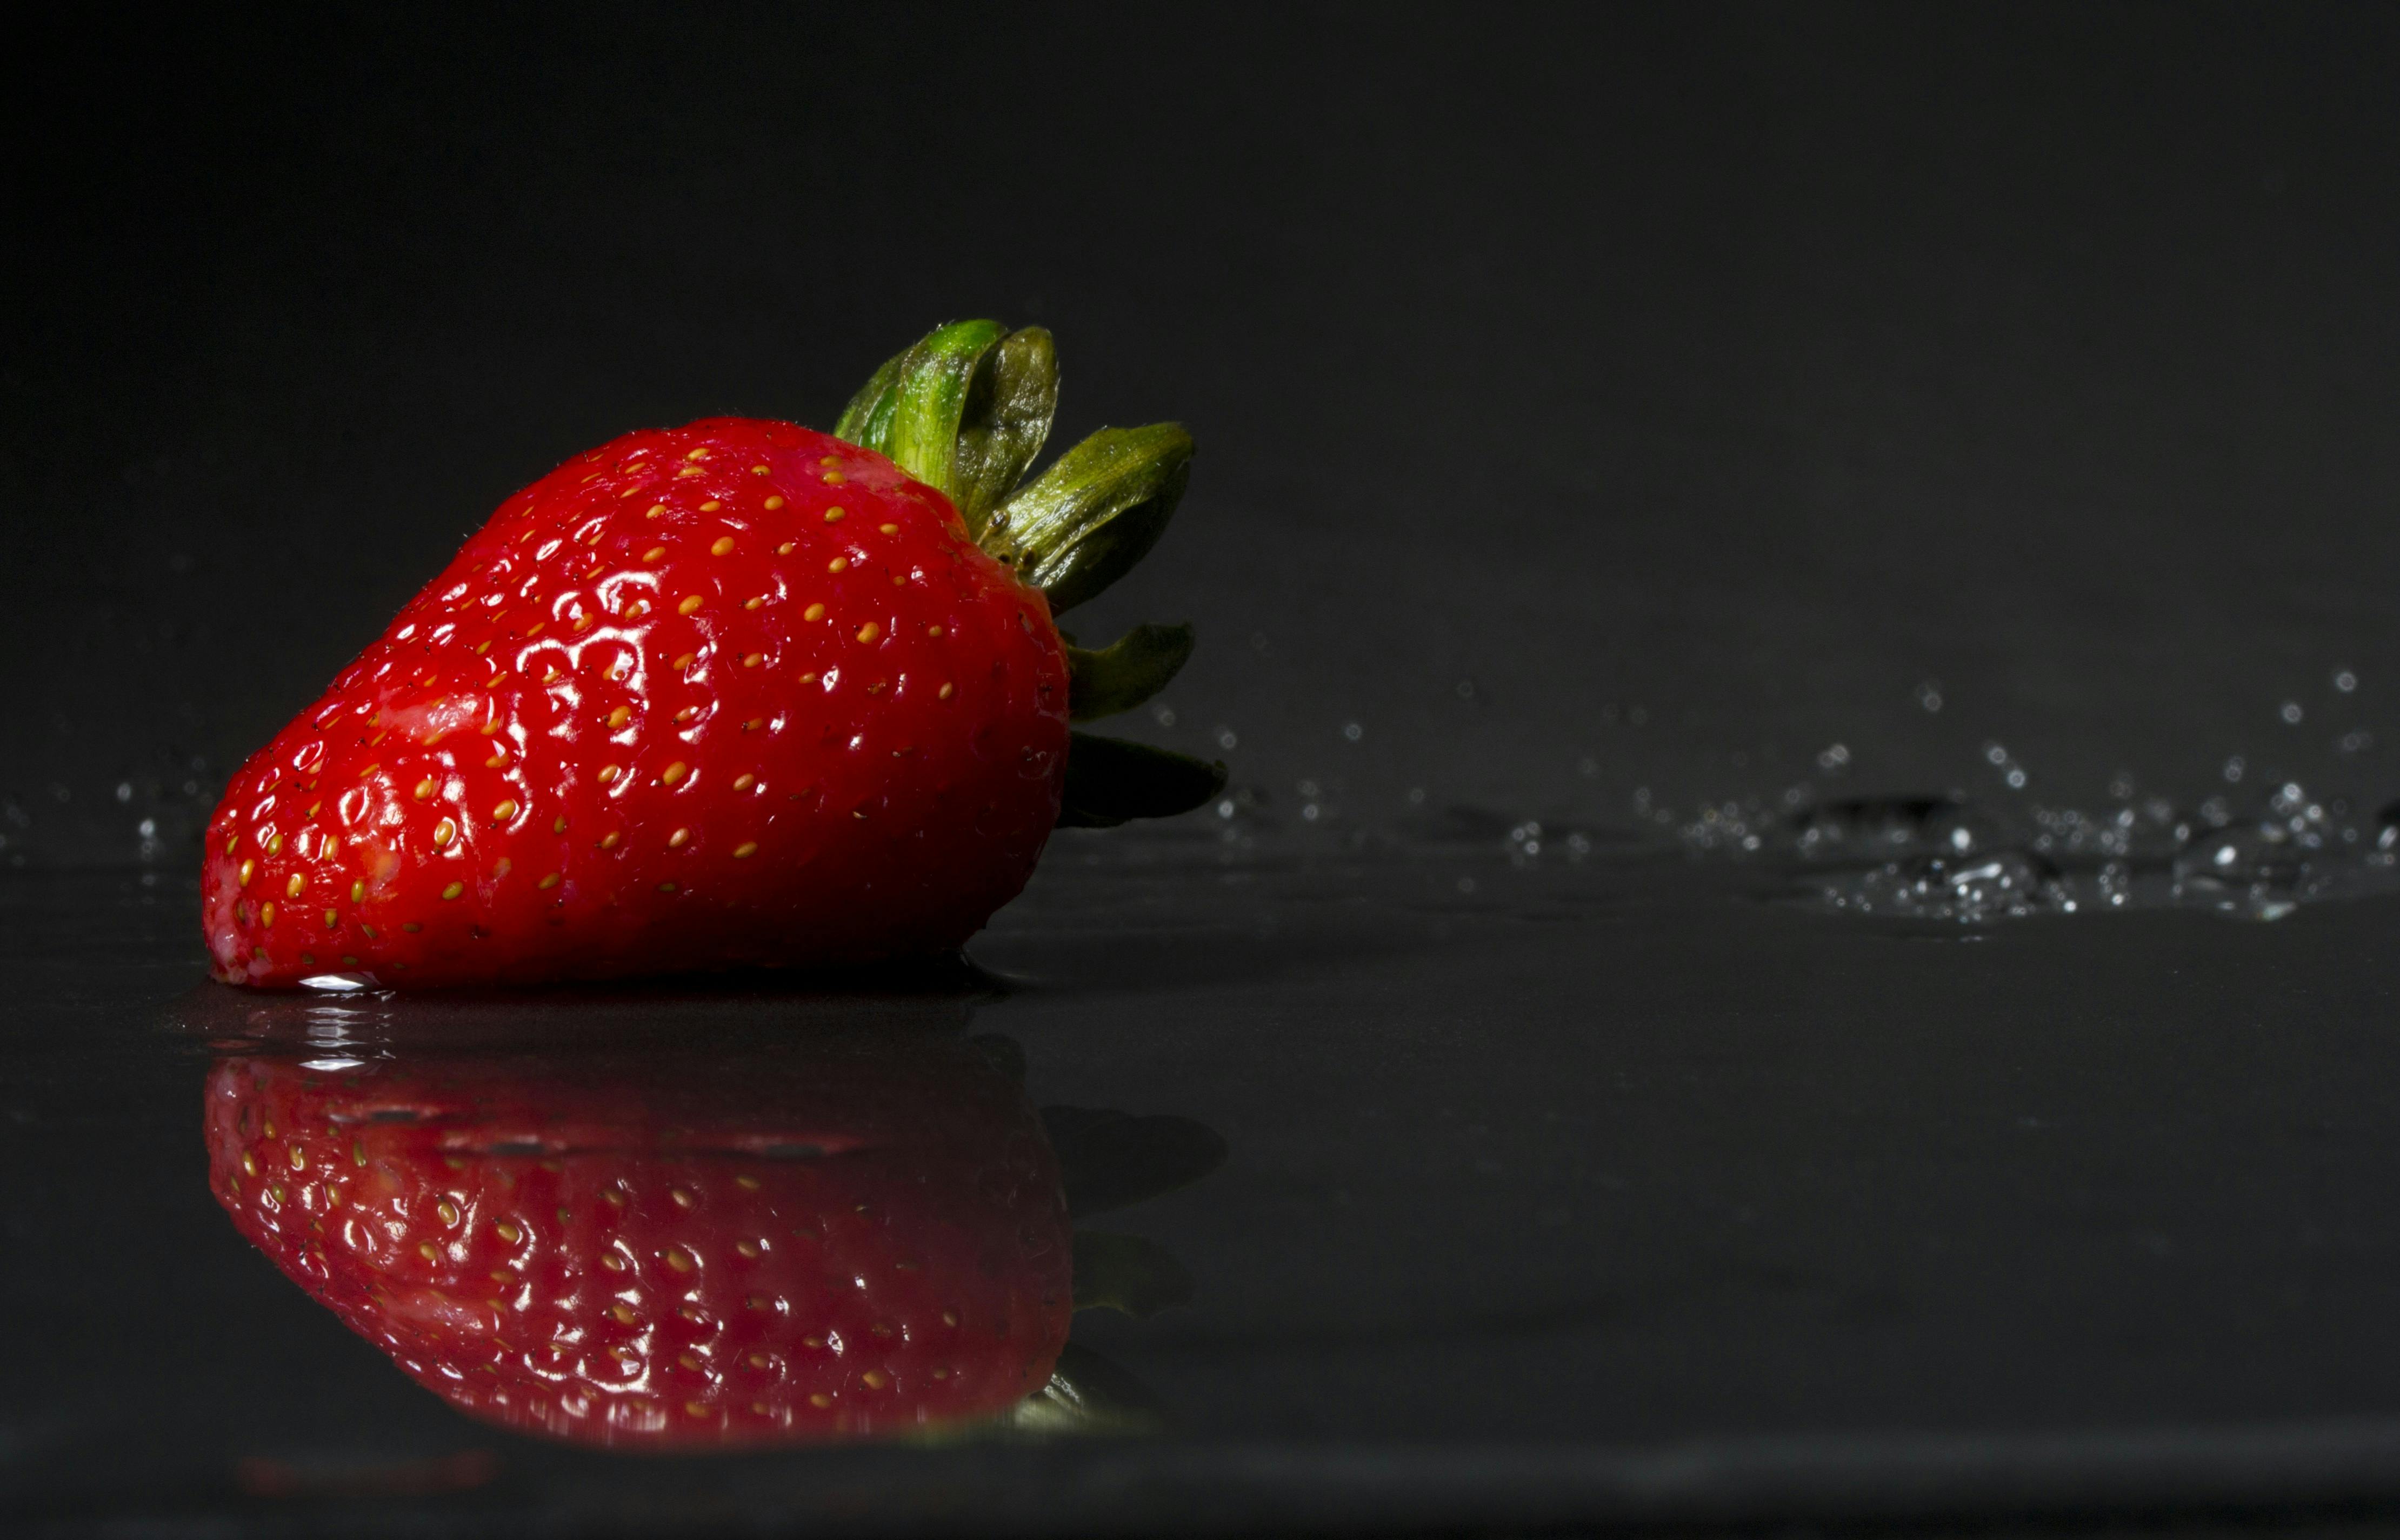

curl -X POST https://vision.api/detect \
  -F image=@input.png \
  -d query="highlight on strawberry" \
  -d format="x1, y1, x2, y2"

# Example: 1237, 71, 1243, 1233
204, 1024, 1216, 1448
201, 322, 1225, 989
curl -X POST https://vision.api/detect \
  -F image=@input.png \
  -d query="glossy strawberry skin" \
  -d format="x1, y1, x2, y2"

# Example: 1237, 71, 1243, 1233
201, 419, 1070, 988
204, 1035, 1072, 1448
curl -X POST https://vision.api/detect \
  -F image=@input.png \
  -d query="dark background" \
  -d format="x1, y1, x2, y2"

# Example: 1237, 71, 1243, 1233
11, 2, 2400, 860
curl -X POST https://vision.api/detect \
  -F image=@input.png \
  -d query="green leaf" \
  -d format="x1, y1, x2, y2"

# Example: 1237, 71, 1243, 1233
832, 346, 906, 450
1006, 1343, 1163, 1436
832, 322, 1061, 538
1057, 731, 1225, 828
1072, 1231, 1195, 1317
948, 327, 1057, 534
1065, 622, 1194, 722
984, 424, 1192, 615
883, 319, 1008, 492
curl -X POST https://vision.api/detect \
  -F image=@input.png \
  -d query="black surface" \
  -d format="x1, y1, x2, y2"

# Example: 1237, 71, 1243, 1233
14, 4, 2400, 1534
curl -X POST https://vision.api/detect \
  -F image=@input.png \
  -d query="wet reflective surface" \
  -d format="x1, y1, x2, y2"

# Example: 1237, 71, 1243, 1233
18, 823, 2400, 1530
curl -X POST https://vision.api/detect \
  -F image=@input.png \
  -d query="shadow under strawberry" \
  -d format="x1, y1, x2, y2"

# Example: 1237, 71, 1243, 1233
202, 1018, 1221, 1449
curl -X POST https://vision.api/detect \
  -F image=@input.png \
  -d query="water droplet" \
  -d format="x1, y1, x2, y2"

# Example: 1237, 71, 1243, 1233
114, 782, 132, 803
1342, 721, 1363, 742
1915, 682, 1943, 712
1816, 743, 1851, 771
1151, 704, 1177, 728
2224, 756, 2246, 784
2336, 669, 2358, 693
2281, 701, 2304, 725
1215, 728, 1237, 751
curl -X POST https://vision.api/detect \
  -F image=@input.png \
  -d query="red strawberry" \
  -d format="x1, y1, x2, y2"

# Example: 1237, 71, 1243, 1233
204, 1031, 1074, 1446
201, 322, 1223, 988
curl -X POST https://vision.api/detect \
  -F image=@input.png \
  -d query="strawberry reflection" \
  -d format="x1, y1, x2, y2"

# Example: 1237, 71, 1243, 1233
184, 980, 1221, 1449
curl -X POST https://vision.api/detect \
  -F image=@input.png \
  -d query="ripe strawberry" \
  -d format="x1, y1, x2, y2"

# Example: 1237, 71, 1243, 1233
201, 322, 1222, 988
204, 1031, 1074, 1446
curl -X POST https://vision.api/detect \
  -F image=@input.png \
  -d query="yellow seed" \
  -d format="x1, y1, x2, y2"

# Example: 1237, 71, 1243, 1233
441, 881, 464, 901
675, 706, 697, 722
751, 464, 769, 475
526, 621, 544, 636
733, 842, 758, 859
645, 503, 666, 519
611, 1303, 637, 1324
494, 799, 518, 821
776, 541, 796, 555
810, 1392, 834, 1409
261, 902, 276, 927
323, 909, 337, 926
493, 857, 511, 878
928, 624, 944, 637
420, 1242, 440, 1261
607, 705, 632, 729
662, 762, 688, 785
732, 774, 755, 791
432, 819, 456, 847
879, 523, 899, 535
735, 1175, 761, 1191
539, 872, 561, 890
268, 834, 284, 854
737, 1239, 762, 1258
678, 595, 703, 615
414, 778, 435, 800
744, 596, 764, 611
350, 880, 364, 902
553, 816, 567, 834
673, 651, 696, 670
826, 557, 847, 574
684, 1401, 710, 1418
402, 921, 422, 933
938, 683, 954, 700
438, 1199, 461, 1225
602, 1254, 625, 1271
686, 448, 709, 462
601, 832, 621, 850
823, 470, 845, 484
666, 1247, 695, 1272
744, 717, 764, 731
642, 545, 664, 563
475, 639, 491, 655
485, 752, 505, 768
668, 828, 690, 849
700, 499, 723, 512
598, 765, 619, 784
496, 1221, 522, 1243
658, 880, 677, 894
803, 603, 825, 622
861, 1370, 886, 1389
856, 622, 879, 643
891, 574, 905, 586
238, 859, 256, 886
823, 507, 845, 524
711, 536, 735, 556
742, 652, 763, 668
763, 495, 786, 510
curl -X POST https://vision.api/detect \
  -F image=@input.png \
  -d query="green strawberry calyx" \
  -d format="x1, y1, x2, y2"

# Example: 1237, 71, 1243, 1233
836, 322, 1226, 829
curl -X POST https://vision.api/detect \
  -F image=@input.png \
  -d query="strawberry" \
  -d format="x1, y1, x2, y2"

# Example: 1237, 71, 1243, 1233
201, 322, 1223, 988
204, 1030, 1075, 1446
